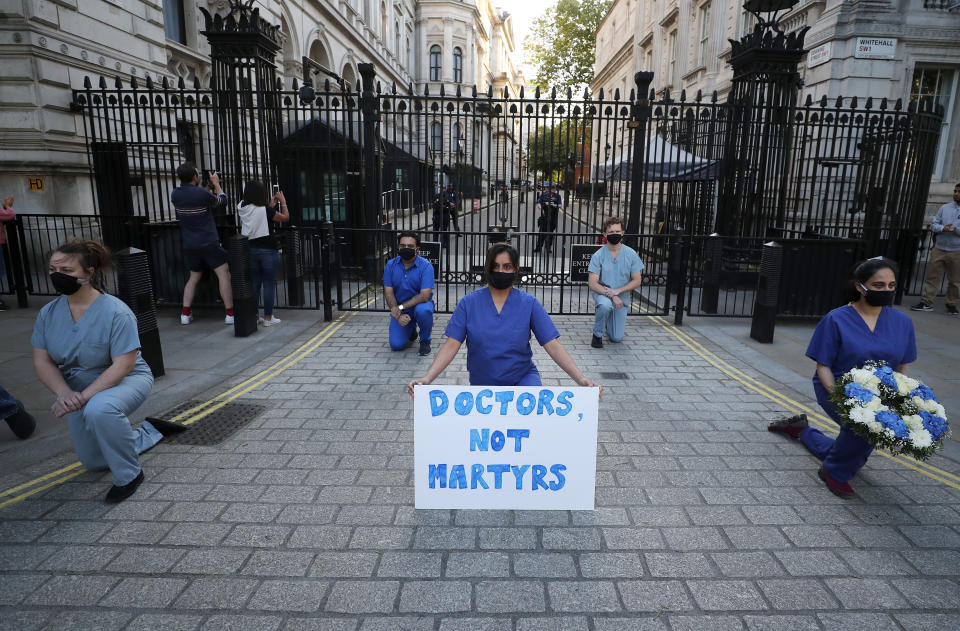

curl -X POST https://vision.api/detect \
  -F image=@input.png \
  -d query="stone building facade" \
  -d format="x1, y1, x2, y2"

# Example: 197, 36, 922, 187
0, 0, 523, 215
591, 0, 960, 207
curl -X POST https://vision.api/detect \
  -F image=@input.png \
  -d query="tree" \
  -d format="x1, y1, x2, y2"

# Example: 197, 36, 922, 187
524, 0, 612, 94
527, 120, 591, 183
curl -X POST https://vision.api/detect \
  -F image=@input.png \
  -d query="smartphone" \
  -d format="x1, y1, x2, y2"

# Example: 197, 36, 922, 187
272, 184, 280, 195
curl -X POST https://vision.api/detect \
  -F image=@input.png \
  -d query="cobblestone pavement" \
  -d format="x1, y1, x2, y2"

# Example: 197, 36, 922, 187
2, 312, 959, 631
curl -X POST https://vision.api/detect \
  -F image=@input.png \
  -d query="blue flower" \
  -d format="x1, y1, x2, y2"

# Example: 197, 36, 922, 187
873, 367, 897, 388
909, 385, 938, 402
844, 383, 875, 403
875, 410, 910, 439
918, 411, 948, 441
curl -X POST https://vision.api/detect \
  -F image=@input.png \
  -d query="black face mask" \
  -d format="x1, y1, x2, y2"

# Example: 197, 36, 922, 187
606, 233, 623, 245
50, 272, 86, 295
859, 284, 895, 307
399, 248, 416, 261
489, 271, 515, 290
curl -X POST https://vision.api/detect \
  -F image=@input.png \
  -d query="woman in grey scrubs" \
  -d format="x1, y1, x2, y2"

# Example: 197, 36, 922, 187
32, 240, 183, 502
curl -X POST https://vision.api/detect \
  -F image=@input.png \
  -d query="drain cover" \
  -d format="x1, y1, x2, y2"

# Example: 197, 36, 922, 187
151, 399, 268, 445
599, 372, 629, 380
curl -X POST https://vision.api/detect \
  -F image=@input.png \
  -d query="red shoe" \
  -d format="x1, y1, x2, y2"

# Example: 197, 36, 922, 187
767, 414, 808, 440
818, 466, 855, 499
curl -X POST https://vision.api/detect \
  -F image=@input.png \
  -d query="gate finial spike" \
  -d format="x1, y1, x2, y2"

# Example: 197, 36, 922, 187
534, 85, 540, 99
820, 95, 828, 107
864, 96, 872, 110
487, 85, 493, 98
424, 84, 430, 96
879, 97, 888, 111
145, 75, 153, 89
583, 87, 589, 100
292, 77, 299, 90
834, 95, 843, 108
456, 84, 461, 97
439, 84, 445, 96
629, 88, 635, 101
804, 94, 812, 106
598, 87, 604, 100
275, 77, 283, 90
566, 86, 572, 100
550, 86, 556, 99
130, 76, 138, 89
409, 82, 415, 94
392, 81, 397, 94
711, 90, 718, 103
83, 76, 91, 89
614, 88, 620, 100
471, 84, 477, 97
894, 97, 903, 111
519, 85, 524, 98
850, 96, 858, 109
694, 89, 702, 102
679, 89, 686, 101
114, 76, 123, 89
648, 88, 655, 100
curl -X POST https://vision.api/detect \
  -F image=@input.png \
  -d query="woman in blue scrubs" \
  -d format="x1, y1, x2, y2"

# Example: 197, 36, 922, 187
33, 240, 183, 503
768, 258, 916, 499
407, 243, 600, 393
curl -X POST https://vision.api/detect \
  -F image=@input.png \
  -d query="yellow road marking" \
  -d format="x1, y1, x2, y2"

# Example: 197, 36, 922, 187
0, 462, 83, 498
0, 469, 86, 509
0, 305, 370, 507
651, 316, 960, 489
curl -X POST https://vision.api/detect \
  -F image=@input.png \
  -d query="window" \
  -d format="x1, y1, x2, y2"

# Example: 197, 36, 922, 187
667, 30, 678, 86
380, 2, 387, 40
452, 122, 462, 152
406, 37, 411, 70
697, 3, 711, 67
394, 21, 400, 56
645, 49, 654, 73
162, 0, 186, 45
910, 67, 957, 179
429, 45, 442, 81
453, 47, 463, 83
431, 121, 443, 152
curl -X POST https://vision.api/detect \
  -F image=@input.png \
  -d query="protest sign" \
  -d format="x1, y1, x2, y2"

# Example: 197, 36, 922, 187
413, 385, 599, 510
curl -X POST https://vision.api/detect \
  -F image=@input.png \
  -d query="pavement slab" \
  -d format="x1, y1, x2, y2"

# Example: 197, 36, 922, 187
1, 311, 959, 628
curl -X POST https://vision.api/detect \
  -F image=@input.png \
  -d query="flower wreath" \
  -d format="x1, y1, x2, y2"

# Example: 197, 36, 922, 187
829, 361, 950, 461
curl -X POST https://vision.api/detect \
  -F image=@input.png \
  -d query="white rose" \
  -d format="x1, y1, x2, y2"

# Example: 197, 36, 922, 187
904, 414, 924, 431
864, 398, 885, 413
894, 373, 919, 394
849, 407, 873, 426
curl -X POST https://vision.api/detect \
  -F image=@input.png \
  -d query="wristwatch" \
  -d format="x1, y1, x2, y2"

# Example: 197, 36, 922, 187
398, 304, 405, 312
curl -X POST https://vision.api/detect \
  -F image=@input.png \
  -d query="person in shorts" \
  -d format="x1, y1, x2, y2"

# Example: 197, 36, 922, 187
171, 162, 234, 325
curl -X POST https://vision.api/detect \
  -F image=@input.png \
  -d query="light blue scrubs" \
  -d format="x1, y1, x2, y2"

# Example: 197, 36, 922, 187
32, 294, 161, 486
588, 244, 645, 342
445, 287, 560, 386
801, 305, 917, 482
384, 255, 435, 350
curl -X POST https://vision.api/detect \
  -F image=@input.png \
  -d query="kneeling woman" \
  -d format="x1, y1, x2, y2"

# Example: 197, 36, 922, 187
408, 243, 600, 393
33, 240, 182, 503
768, 258, 917, 498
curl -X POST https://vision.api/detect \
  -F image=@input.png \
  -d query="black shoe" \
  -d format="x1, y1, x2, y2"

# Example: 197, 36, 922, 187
418, 341, 431, 356
4, 403, 36, 440
144, 417, 189, 437
409, 329, 418, 342
767, 414, 808, 439
591, 335, 603, 349
105, 470, 144, 504
947, 305, 958, 316
911, 302, 934, 312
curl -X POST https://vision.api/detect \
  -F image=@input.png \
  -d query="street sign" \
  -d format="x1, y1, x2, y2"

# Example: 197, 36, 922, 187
413, 385, 600, 510
28, 177, 44, 191
570, 243, 601, 283
417, 241, 441, 279
854, 37, 896, 60
807, 42, 831, 68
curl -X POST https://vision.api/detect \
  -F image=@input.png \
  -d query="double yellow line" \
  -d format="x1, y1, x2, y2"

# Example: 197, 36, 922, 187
0, 310, 360, 510
650, 315, 960, 489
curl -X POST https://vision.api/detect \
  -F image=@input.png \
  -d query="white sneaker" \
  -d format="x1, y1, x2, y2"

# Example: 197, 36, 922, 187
262, 316, 281, 326
225, 314, 234, 325
180, 314, 193, 325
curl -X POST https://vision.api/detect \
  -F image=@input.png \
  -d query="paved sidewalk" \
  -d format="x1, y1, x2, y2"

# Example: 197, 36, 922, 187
1, 311, 958, 630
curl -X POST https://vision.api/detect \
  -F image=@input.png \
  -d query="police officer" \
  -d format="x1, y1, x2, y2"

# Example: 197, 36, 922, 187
445, 183, 461, 235
432, 187, 450, 246
533, 184, 562, 254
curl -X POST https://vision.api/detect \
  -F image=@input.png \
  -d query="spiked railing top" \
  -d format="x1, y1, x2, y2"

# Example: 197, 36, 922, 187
199, 0, 282, 47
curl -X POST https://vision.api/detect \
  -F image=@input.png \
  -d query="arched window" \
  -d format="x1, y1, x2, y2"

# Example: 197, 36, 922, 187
429, 45, 442, 81
431, 121, 443, 152
453, 47, 463, 84
394, 21, 400, 56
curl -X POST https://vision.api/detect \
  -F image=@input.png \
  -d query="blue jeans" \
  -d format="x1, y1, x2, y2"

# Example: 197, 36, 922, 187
798, 382, 875, 482
593, 294, 628, 342
0, 384, 19, 419
388, 302, 434, 350
249, 248, 280, 318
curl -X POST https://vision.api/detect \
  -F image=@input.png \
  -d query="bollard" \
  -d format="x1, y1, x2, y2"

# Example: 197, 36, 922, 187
750, 241, 783, 343
115, 247, 164, 376
700, 233, 722, 314
320, 220, 334, 322
227, 234, 258, 337
282, 228, 305, 307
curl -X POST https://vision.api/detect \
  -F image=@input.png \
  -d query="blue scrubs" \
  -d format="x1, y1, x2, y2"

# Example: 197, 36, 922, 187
588, 244, 645, 342
32, 294, 161, 486
801, 305, 917, 482
384, 255, 435, 350
444, 288, 560, 386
